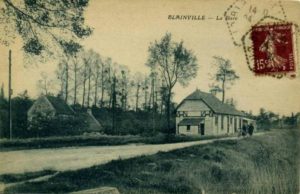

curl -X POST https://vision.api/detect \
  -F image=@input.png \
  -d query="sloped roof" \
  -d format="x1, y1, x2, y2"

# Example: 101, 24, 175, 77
179, 89, 246, 116
45, 96, 74, 115
178, 118, 204, 126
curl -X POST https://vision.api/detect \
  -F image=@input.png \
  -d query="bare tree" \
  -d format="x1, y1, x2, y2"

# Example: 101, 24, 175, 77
211, 56, 239, 103
119, 65, 130, 110
133, 72, 143, 111
149, 71, 158, 110
81, 57, 88, 107
56, 59, 67, 98
93, 54, 102, 107
100, 57, 112, 107
69, 53, 84, 105
142, 76, 149, 111
147, 33, 198, 132
79, 49, 99, 107
37, 72, 54, 95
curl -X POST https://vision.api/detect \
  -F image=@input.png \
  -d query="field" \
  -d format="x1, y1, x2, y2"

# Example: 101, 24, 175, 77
2, 129, 299, 194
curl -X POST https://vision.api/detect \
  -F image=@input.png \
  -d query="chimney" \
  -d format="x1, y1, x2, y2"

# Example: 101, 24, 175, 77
87, 108, 92, 115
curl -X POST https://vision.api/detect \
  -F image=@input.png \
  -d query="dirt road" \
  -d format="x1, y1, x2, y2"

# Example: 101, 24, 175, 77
0, 136, 241, 175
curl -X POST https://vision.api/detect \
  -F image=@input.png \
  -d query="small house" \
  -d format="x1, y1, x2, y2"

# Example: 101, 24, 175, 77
27, 95, 102, 132
27, 95, 75, 120
176, 89, 255, 135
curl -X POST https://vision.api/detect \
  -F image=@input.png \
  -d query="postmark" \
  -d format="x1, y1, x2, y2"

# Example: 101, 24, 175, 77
224, 0, 286, 46
251, 23, 295, 76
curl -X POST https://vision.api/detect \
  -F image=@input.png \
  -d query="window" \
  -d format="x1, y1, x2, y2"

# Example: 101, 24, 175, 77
221, 115, 224, 130
215, 116, 218, 125
187, 125, 191, 131
234, 118, 237, 132
230, 117, 233, 124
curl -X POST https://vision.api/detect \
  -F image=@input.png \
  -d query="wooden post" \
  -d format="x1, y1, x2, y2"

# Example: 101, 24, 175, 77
8, 50, 12, 140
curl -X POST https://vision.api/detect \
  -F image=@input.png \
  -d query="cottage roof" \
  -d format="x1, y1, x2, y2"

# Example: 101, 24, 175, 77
45, 96, 74, 115
178, 89, 246, 117
178, 118, 204, 126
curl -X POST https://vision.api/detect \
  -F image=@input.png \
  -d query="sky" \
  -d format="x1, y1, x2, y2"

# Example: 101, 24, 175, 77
0, 0, 300, 116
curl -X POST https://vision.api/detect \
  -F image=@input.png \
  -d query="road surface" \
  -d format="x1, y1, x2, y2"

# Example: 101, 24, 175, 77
0, 136, 242, 175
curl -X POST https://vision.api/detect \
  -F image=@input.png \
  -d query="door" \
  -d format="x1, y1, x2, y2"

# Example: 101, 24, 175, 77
199, 123, 205, 135
227, 116, 230, 133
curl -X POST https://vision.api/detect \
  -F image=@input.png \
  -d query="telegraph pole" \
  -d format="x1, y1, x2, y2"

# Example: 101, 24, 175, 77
8, 50, 12, 140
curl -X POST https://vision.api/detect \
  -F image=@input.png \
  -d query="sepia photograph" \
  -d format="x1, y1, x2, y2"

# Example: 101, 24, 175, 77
0, 0, 299, 193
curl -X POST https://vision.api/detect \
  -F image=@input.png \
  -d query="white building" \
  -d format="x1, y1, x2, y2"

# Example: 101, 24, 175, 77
176, 89, 255, 135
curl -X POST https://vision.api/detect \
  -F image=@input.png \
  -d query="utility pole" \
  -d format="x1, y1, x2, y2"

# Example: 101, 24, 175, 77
8, 50, 12, 140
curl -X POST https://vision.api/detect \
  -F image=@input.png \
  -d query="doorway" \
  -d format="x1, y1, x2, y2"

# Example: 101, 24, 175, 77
199, 123, 205, 135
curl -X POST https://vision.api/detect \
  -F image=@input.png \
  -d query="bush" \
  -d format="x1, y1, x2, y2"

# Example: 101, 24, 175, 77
93, 107, 175, 136
27, 114, 88, 137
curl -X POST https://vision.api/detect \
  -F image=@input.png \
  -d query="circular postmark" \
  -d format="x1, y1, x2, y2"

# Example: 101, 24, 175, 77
224, 0, 287, 47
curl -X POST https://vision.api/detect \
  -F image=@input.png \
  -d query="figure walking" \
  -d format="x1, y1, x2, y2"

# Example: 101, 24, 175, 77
248, 123, 254, 136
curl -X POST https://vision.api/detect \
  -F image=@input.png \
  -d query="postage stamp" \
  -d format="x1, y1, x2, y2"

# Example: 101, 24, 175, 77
251, 23, 296, 76
240, 14, 299, 78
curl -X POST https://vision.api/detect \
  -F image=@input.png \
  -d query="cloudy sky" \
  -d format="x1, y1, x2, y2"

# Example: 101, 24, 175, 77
0, 0, 300, 115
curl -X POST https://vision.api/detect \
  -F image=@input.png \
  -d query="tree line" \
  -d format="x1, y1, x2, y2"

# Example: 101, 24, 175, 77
0, 0, 243, 136
36, 33, 199, 134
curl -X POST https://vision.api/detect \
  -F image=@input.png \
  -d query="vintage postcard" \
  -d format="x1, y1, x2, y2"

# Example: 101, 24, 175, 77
0, 0, 299, 193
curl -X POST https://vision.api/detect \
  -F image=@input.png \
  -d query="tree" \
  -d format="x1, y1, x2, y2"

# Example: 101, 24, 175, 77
119, 66, 130, 110
61, 41, 82, 103
133, 72, 143, 111
101, 57, 112, 108
80, 49, 98, 107
111, 76, 117, 133
99, 58, 110, 107
71, 54, 80, 105
37, 72, 54, 95
147, 33, 198, 132
93, 53, 102, 107
56, 60, 67, 99
210, 56, 239, 103
0, 0, 91, 58
0, 83, 4, 99
141, 76, 149, 110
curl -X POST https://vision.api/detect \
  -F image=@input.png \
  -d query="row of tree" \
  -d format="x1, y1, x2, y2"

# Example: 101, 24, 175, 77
255, 108, 299, 130
36, 33, 199, 132
0, 0, 241, 133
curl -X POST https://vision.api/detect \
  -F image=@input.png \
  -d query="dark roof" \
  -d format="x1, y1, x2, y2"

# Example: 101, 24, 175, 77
179, 89, 246, 116
45, 96, 74, 115
178, 118, 204, 126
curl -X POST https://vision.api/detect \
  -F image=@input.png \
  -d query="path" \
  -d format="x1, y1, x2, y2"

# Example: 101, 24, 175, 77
0, 135, 262, 175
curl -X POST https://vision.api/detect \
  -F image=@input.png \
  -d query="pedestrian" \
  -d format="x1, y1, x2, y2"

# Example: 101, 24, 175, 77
248, 123, 254, 136
242, 123, 247, 137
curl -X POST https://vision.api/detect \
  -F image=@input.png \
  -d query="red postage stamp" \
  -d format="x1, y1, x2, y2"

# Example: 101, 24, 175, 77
251, 23, 296, 77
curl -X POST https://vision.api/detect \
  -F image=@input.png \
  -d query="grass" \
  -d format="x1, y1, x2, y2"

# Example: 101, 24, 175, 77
3, 129, 299, 194
0, 169, 56, 184
0, 133, 230, 151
